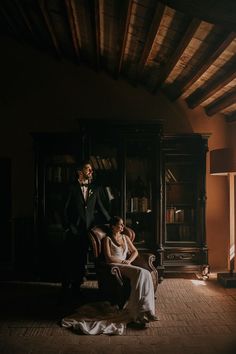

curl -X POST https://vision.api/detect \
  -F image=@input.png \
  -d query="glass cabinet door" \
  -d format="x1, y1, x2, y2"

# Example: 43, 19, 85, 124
42, 154, 77, 279
165, 156, 197, 243
89, 138, 121, 222
125, 140, 155, 249
44, 154, 77, 233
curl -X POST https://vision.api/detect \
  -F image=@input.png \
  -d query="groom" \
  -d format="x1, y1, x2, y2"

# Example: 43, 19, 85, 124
62, 160, 110, 295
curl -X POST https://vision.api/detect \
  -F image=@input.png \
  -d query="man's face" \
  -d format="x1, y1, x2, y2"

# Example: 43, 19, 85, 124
81, 163, 93, 180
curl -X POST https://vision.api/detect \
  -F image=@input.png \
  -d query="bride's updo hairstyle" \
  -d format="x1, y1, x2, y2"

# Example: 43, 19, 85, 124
109, 215, 122, 227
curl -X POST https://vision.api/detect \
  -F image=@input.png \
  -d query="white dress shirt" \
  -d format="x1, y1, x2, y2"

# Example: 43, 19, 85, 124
80, 182, 89, 201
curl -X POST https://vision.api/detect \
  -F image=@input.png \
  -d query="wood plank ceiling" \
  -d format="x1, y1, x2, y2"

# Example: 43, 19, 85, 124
1, 0, 236, 122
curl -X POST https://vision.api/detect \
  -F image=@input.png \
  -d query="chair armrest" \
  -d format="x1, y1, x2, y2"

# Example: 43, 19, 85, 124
110, 266, 124, 286
95, 261, 124, 286
132, 253, 158, 292
132, 253, 156, 272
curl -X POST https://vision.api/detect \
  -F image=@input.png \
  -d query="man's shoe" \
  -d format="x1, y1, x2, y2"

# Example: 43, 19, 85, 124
127, 321, 147, 329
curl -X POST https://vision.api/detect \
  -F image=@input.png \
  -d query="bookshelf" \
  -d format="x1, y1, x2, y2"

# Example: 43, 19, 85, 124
32, 128, 209, 280
125, 140, 155, 248
165, 157, 195, 242
163, 135, 209, 275
32, 134, 83, 281
80, 120, 162, 270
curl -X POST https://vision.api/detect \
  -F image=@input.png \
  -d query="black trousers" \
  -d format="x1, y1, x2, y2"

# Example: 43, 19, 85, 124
61, 229, 90, 288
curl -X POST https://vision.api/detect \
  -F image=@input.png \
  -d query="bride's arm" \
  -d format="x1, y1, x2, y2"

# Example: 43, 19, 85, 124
122, 236, 138, 264
104, 237, 123, 264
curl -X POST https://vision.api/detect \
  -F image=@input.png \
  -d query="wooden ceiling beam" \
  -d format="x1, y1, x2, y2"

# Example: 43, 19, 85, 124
137, 2, 165, 76
186, 60, 236, 108
37, 0, 61, 57
13, 0, 35, 39
153, 17, 201, 93
225, 113, 236, 123
64, 0, 80, 62
172, 31, 236, 100
115, 0, 133, 78
87, 0, 100, 70
94, 0, 100, 70
158, 0, 236, 32
205, 88, 236, 116
0, 4, 20, 39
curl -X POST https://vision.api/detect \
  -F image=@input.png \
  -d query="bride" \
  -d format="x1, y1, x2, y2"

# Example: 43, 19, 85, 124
104, 216, 157, 325
61, 216, 158, 335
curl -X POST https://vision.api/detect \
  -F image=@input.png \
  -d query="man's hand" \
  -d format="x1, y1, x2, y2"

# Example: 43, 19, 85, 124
70, 225, 78, 235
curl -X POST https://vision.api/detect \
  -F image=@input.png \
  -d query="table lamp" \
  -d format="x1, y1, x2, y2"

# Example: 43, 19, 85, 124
210, 148, 236, 287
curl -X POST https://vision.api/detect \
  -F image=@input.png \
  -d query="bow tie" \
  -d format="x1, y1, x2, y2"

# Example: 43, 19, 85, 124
80, 183, 89, 187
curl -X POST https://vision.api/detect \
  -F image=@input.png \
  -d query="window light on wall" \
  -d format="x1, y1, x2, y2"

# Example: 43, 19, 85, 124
210, 148, 236, 287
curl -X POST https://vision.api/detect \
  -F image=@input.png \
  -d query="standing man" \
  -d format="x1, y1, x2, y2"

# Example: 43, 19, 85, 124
62, 160, 110, 296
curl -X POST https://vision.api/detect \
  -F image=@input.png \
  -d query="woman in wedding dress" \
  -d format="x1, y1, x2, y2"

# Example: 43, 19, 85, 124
61, 216, 158, 335
104, 216, 157, 325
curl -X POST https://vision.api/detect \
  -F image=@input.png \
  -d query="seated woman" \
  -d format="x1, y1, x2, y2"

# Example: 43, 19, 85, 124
61, 216, 158, 335
104, 216, 158, 325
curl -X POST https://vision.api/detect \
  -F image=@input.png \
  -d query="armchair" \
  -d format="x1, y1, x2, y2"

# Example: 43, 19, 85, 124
89, 224, 158, 309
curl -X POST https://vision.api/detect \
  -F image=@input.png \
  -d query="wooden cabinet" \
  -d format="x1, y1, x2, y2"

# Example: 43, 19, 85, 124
162, 134, 209, 275
80, 121, 162, 273
32, 133, 83, 280
32, 124, 209, 281
84, 123, 161, 251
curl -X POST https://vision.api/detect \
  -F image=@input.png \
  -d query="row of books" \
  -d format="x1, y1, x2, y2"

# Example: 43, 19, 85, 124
178, 225, 192, 239
167, 225, 192, 240
47, 166, 75, 183
46, 156, 118, 183
126, 197, 149, 213
166, 207, 183, 223
166, 207, 184, 223
166, 207, 194, 223
90, 155, 117, 170
46, 154, 76, 164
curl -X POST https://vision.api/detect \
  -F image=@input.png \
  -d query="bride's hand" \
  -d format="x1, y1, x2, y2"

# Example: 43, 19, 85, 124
121, 260, 131, 264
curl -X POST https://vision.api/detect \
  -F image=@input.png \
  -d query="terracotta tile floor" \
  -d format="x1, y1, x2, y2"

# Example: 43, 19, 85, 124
0, 273, 236, 354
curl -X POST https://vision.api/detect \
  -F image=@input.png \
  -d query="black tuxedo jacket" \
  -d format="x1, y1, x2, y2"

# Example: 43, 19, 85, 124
64, 182, 110, 233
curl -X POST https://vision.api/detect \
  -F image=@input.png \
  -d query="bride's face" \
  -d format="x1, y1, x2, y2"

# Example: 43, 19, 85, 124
112, 219, 124, 233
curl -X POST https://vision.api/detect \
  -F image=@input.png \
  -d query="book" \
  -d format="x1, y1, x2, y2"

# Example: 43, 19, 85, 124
106, 158, 113, 170
110, 157, 117, 170
167, 168, 177, 182
101, 158, 109, 170
175, 209, 184, 222
139, 197, 148, 212
96, 156, 103, 170
130, 197, 139, 212
90, 155, 99, 170
166, 207, 175, 223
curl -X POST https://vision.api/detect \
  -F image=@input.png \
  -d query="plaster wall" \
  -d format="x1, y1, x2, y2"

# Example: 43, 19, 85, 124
177, 100, 231, 271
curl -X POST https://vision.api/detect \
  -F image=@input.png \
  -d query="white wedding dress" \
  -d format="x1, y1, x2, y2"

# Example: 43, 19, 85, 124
62, 235, 157, 335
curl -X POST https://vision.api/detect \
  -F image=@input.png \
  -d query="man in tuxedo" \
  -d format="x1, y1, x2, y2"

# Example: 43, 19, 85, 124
62, 160, 110, 295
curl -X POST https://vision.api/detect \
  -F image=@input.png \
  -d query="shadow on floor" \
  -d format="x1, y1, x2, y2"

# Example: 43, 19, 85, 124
0, 281, 100, 321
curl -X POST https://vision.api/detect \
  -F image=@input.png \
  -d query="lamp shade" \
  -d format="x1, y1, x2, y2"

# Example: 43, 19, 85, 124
210, 148, 236, 175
